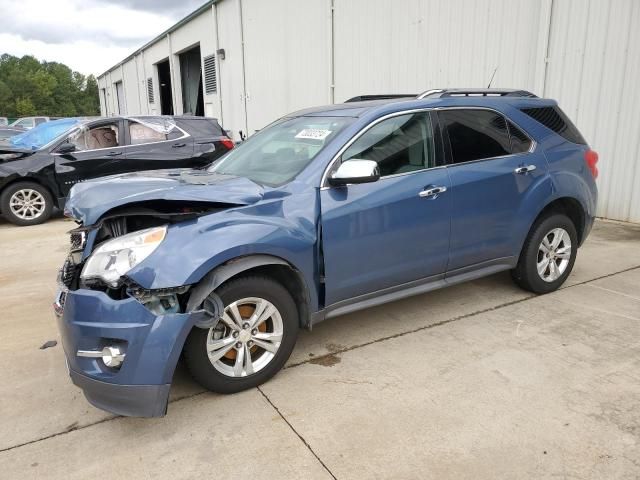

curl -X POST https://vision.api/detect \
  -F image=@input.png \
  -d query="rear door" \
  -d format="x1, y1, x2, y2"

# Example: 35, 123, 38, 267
438, 108, 548, 271
54, 119, 127, 196
321, 111, 452, 305
122, 118, 195, 171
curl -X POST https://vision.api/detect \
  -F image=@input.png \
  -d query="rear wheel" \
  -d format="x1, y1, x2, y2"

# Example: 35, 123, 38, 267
184, 276, 298, 394
0, 181, 53, 226
511, 213, 578, 294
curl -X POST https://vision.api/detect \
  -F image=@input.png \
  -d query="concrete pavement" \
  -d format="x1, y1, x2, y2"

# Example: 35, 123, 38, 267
0, 216, 638, 479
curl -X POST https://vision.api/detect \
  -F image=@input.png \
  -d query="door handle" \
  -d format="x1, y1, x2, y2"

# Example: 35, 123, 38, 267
419, 186, 447, 198
514, 165, 536, 174
106, 151, 122, 157
172, 143, 186, 148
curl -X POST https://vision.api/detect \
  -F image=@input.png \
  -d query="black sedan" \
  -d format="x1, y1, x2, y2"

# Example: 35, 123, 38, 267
0, 116, 234, 225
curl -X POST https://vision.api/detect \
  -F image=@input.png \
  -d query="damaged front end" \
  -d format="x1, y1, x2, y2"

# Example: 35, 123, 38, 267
55, 202, 229, 417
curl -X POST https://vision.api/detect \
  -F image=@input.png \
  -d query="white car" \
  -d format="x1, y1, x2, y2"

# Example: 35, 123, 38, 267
9, 116, 54, 129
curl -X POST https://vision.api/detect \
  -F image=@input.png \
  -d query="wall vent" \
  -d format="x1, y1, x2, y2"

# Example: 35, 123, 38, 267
203, 55, 217, 94
147, 78, 154, 104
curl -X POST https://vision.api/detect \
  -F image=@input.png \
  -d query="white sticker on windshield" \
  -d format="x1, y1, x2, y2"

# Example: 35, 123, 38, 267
295, 128, 332, 140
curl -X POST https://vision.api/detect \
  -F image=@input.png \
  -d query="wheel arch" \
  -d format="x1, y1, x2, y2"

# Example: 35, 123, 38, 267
515, 196, 587, 264
532, 197, 586, 244
0, 175, 59, 209
185, 254, 312, 329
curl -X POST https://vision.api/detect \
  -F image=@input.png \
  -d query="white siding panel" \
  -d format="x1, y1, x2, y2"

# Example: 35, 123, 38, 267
545, 0, 640, 222
241, 0, 330, 133
333, 0, 542, 102
216, 0, 247, 139
122, 59, 140, 115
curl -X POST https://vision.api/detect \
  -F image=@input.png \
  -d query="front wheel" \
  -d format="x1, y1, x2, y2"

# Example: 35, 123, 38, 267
0, 181, 53, 226
184, 275, 299, 394
511, 213, 578, 294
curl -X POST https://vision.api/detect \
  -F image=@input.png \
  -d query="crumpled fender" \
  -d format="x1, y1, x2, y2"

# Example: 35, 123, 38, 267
126, 188, 320, 311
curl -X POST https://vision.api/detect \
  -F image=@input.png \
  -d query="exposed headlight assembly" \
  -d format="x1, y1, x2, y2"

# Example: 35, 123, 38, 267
81, 226, 167, 287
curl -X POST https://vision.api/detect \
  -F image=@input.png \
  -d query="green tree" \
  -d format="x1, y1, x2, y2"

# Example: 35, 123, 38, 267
0, 54, 100, 118
15, 97, 36, 116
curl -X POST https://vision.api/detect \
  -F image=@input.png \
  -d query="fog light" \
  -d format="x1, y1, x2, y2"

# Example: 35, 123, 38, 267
77, 346, 126, 368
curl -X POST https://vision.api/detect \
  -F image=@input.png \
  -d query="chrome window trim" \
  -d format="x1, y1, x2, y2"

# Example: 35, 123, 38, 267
433, 106, 537, 165
320, 106, 536, 189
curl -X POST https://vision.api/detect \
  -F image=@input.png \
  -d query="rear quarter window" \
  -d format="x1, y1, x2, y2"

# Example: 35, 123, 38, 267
520, 106, 586, 145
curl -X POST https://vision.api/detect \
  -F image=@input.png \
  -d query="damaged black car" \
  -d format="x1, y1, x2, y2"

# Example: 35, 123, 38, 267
0, 116, 234, 226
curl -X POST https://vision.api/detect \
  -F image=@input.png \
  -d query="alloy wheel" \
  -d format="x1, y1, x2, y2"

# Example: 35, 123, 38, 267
206, 297, 283, 377
9, 188, 46, 220
537, 227, 572, 282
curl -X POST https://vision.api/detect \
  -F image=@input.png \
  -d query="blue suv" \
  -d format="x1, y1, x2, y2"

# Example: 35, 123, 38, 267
54, 89, 599, 417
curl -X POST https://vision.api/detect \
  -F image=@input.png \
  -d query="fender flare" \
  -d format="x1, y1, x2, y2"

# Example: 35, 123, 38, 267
186, 254, 289, 313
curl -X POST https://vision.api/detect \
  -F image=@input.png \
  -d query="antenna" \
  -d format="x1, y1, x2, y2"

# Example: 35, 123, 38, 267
487, 67, 498, 88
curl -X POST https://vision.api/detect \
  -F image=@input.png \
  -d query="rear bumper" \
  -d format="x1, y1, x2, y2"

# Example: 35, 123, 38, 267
70, 368, 170, 417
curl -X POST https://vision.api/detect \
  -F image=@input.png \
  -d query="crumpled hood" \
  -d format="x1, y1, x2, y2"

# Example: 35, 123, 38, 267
65, 169, 265, 225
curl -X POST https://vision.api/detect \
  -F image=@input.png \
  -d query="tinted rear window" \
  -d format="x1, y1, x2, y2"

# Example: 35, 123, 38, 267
439, 109, 511, 164
520, 106, 586, 144
176, 118, 223, 137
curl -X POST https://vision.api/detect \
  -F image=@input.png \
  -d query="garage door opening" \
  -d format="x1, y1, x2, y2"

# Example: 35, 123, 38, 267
157, 59, 174, 115
179, 45, 204, 116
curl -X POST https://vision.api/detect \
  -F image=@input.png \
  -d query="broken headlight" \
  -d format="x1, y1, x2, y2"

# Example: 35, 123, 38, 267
81, 225, 167, 287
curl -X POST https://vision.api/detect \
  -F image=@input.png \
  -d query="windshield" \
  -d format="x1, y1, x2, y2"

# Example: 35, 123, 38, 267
209, 116, 354, 185
9, 118, 81, 150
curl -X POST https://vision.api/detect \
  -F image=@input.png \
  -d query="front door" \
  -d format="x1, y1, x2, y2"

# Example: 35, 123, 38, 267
438, 108, 548, 271
54, 120, 126, 196
321, 111, 451, 306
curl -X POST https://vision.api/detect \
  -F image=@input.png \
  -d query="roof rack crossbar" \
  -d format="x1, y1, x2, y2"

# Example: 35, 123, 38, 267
417, 88, 538, 99
344, 94, 416, 103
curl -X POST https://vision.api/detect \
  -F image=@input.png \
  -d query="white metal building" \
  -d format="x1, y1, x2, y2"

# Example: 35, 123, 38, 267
98, 0, 640, 223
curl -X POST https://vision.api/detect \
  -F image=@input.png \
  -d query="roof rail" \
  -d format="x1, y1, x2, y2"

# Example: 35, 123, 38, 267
417, 88, 537, 99
344, 94, 416, 103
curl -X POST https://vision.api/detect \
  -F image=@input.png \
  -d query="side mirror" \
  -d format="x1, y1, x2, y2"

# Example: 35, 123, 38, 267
328, 159, 380, 186
56, 142, 76, 154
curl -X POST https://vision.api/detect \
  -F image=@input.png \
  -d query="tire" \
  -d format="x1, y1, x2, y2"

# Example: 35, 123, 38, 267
184, 275, 299, 394
0, 181, 53, 226
511, 213, 578, 294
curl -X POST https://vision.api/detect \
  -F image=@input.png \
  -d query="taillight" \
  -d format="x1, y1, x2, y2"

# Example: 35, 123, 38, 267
220, 137, 235, 150
584, 149, 598, 179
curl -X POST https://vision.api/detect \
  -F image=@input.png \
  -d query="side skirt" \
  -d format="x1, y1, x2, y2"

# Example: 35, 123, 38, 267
310, 257, 516, 325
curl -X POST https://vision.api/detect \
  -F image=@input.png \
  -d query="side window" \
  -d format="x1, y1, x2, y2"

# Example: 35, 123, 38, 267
440, 109, 511, 164
71, 124, 120, 151
129, 122, 168, 145
341, 112, 435, 177
507, 121, 532, 153
16, 119, 34, 129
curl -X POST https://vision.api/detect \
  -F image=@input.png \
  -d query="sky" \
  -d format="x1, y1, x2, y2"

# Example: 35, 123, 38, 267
0, 0, 207, 76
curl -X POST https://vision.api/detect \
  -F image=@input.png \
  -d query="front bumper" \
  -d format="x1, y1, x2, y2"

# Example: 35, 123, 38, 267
69, 368, 170, 417
55, 287, 203, 417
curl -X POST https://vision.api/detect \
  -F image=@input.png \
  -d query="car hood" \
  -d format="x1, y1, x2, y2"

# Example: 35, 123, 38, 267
65, 169, 265, 225
0, 147, 35, 161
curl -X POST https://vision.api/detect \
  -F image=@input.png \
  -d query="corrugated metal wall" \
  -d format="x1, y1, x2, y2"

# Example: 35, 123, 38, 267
333, 0, 542, 100
99, 0, 640, 222
544, 0, 640, 222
